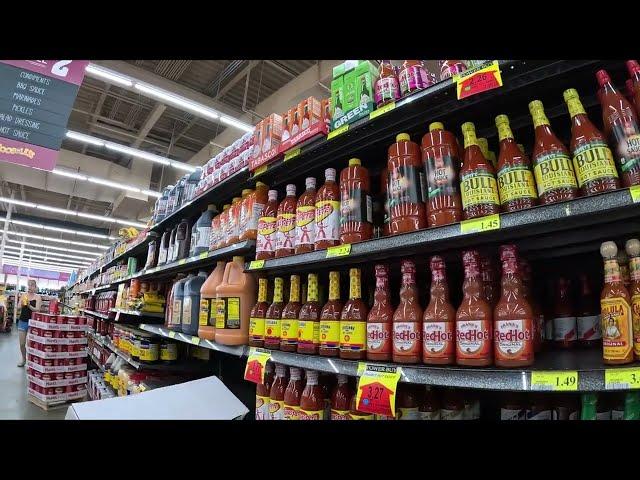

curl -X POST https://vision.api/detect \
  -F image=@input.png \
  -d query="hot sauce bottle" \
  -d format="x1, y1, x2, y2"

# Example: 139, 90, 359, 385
600, 241, 634, 364
388, 133, 427, 234
367, 264, 393, 361
456, 250, 493, 366
625, 239, 640, 358
392, 259, 423, 364
440, 60, 467, 80
440, 389, 465, 420
493, 245, 534, 367
295, 177, 316, 255
576, 273, 601, 348
480, 253, 500, 309
459, 122, 500, 220
520, 258, 544, 352
256, 190, 278, 260
330, 374, 353, 420
283, 367, 304, 420
319, 271, 343, 357
240, 181, 268, 242
249, 277, 269, 348
529, 100, 579, 204
298, 370, 325, 420
298, 273, 321, 355
319, 373, 334, 420
280, 275, 301, 352
564, 88, 620, 195
627, 60, 640, 117
374, 60, 401, 108
315, 168, 340, 250
495, 114, 538, 212
553, 276, 577, 349
340, 158, 373, 244
269, 363, 288, 420
349, 394, 375, 420
596, 69, 640, 187
421, 122, 463, 227
217, 204, 231, 249
396, 384, 421, 420
398, 60, 430, 97
340, 268, 368, 360
276, 184, 297, 258
420, 386, 441, 420
423, 256, 456, 365
264, 277, 284, 350
255, 362, 274, 420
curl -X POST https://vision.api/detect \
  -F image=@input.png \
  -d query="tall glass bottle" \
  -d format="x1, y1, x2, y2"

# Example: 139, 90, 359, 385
297, 273, 322, 355
392, 259, 423, 364
280, 275, 302, 352
264, 277, 285, 350
367, 265, 394, 362
423, 255, 455, 365
339, 268, 368, 360
553, 277, 577, 349
625, 239, 640, 359
319, 271, 343, 357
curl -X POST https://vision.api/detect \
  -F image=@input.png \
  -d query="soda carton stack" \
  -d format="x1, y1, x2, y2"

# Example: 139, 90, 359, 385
26, 312, 89, 409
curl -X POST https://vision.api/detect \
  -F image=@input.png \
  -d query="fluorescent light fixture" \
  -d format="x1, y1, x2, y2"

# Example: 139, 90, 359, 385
3, 246, 92, 265
6, 231, 109, 250
103, 141, 171, 166
51, 168, 89, 181
8, 219, 114, 240
142, 189, 162, 198
169, 161, 196, 173
51, 167, 161, 197
134, 83, 220, 120
219, 115, 254, 133
36, 205, 75, 215
85, 64, 134, 88
87, 177, 140, 192
5, 239, 102, 257
0, 197, 37, 208
65, 130, 105, 147
115, 219, 147, 228
76, 212, 115, 223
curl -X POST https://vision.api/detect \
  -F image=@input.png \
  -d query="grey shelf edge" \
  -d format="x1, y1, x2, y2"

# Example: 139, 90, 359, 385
81, 309, 111, 321
109, 309, 165, 319
138, 324, 247, 357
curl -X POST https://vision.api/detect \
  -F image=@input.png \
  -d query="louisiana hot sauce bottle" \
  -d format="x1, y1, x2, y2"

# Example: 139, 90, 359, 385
367, 264, 393, 361
421, 122, 462, 227
459, 122, 500, 220
330, 374, 353, 420
249, 277, 269, 348
493, 245, 534, 367
269, 363, 288, 420
298, 273, 322, 355
600, 241, 634, 364
529, 100, 579, 204
388, 133, 427, 234
494, 114, 538, 212
393, 259, 423, 364
340, 158, 373, 244
423, 256, 455, 365
339, 268, 368, 360
319, 271, 343, 357
280, 275, 302, 352
563, 88, 619, 195
276, 184, 297, 258
315, 168, 340, 250
283, 367, 304, 420
625, 239, 640, 358
256, 189, 278, 261
264, 277, 284, 350
255, 362, 274, 420
298, 369, 325, 420
596, 69, 640, 187
456, 250, 493, 366
295, 177, 316, 255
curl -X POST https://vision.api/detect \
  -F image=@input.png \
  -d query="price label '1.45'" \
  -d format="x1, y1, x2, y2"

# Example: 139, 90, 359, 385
460, 214, 500, 235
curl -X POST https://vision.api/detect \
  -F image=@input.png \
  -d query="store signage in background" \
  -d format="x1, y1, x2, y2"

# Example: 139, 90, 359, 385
2, 264, 70, 281
0, 60, 89, 171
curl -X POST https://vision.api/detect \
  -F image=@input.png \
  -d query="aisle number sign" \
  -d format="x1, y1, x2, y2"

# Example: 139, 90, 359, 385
605, 368, 640, 390
355, 363, 402, 417
453, 61, 503, 100
244, 347, 272, 384
460, 214, 500, 234
530, 371, 578, 391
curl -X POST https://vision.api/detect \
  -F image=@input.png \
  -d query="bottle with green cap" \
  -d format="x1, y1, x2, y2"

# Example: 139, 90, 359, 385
563, 88, 620, 196
580, 393, 598, 420
340, 157, 373, 244
421, 122, 463, 227
459, 122, 500, 220
623, 391, 640, 419
529, 99, 578, 205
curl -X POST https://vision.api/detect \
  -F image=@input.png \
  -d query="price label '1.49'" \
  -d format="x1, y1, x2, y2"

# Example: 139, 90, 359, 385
530, 371, 578, 391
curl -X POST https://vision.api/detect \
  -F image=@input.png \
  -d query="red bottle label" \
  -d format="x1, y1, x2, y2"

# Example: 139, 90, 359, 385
367, 322, 392, 354
456, 319, 492, 360
493, 319, 534, 362
423, 321, 455, 359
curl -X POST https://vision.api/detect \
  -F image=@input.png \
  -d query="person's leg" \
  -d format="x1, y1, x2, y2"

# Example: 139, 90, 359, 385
17, 326, 26, 367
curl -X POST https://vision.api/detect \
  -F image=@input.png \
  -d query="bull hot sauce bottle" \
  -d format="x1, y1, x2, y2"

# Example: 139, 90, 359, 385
264, 277, 285, 350
280, 275, 302, 352
627, 60, 640, 117
388, 133, 427, 234
553, 276, 577, 349
600, 241, 634, 364
314, 168, 340, 250
495, 114, 538, 212
459, 122, 500, 220
421, 122, 463, 227
297, 273, 322, 355
423, 256, 456, 365
269, 364, 288, 420
319, 271, 343, 357
576, 273, 602, 348
596, 69, 640, 187
340, 158, 373, 244
367, 264, 394, 361
625, 239, 640, 358
456, 250, 493, 366
275, 184, 297, 258
298, 370, 325, 420
295, 177, 316, 254
339, 268, 368, 360
330, 374, 353, 420
249, 277, 269, 348
255, 362, 274, 420
283, 367, 304, 420
564, 88, 620, 195
478, 138, 497, 170
493, 245, 534, 367
392, 259, 423, 364
256, 189, 278, 260
529, 100, 579, 204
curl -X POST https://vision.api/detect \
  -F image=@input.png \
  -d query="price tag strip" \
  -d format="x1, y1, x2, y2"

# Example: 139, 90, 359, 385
355, 363, 402, 417
453, 60, 503, 100
369, 101, 396, 120
605, 368, 640, 390
530, 371, 578, 391
244, 347, 272, 384
326, 244, 351, 258
460, 214, 500, 235
630, 185, 640, 203
327, 124, 349, 140
284, 147, 301, 162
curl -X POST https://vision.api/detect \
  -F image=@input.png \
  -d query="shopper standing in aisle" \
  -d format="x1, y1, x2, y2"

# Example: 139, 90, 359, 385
17, 279, 41, 367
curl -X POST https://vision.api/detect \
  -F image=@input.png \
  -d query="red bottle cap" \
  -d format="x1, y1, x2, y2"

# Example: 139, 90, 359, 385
499, 244, 518, 262
401, 259, 416, 274
430, 255, 445, 271
596, 69, 611, 87
462, 250, 480, 266
626, 60, 640, 76
374, 264, 389, 277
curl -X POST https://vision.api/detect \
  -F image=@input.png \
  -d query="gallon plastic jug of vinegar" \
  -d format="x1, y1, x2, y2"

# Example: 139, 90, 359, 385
214, 256, 256, 345
198, 261, 226, 341
181, 271, 208, 336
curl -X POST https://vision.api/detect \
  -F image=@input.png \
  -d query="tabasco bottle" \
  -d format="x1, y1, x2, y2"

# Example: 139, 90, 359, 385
456, 250, 493, 366
367, 264, 393, 362
392, 259, 423, 364
295, 178, 316, 255
600, 241, 634, 364
340, 158, 373, 244
576, 273, 602, 348
520, 258, 544, 352
596, 69, 640, 187
495, 114, 538, 212
248, 277, 269, 348
529, 100, 579, 204
264, 277, 285, 350
493, 245, 534, 367
319, 271, 342, 357
627, 60, 640, 117
374, 60, 401, 108
563, 88, 620, 195
339, 268, 368, 360
276, 184, 297, 258
459, 122, 500, 220
315, 168, 340, 250
297, 273, 322, 355
625, 239, 640, 358
423, 255, 455, 365
280, 275, 302, 352
553, 276, 577, 349
256, 189, 278, 260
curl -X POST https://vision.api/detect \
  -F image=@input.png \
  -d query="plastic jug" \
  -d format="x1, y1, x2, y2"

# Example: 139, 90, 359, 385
168, 274, 192, 332
214, 256, 256, 345
190, 204, 217, 257
198, 261, 226, 340
165, 274, 185, 328
184, 167, 203, 204
174, 219, 191, 261
181, 271, 208, 336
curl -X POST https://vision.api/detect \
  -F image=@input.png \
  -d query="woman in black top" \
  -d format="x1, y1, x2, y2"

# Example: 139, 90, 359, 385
17, 279, 41, 367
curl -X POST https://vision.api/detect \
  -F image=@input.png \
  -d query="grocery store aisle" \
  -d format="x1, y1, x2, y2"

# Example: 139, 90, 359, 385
0, 326, 66, 420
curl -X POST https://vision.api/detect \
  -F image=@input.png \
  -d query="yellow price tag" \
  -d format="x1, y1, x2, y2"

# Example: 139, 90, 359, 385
460, 214, 500, 234
284, 148, 301, 162
191, 337, 200, 346
326, 244, 351, 258
244, 347, 272, 384
355, 363, 402, 417
453, 60, 503, 100
199, 252, 208, 260
178, 259, 187, 265
605, 368, 640, 390
249, 260, 265, 270
253, 165, 268, 177
327, 124, 349, 140
530, 371, 578, 391
168, 331, 176, 338
630, 185, 640, 203
369, 101, 396, 120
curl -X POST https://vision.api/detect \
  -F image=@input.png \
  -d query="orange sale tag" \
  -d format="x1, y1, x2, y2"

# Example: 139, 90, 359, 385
355, 363, 402, 417
243, 347, 272, 384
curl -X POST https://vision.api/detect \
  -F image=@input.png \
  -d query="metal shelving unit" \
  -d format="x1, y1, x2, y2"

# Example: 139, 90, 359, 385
109, 308, 165, 319
80, 309, 111, 321
139, 324, 247, 357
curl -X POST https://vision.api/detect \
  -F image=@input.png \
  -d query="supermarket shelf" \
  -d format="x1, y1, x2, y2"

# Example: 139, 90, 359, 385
88, 351, 105, 372
109, 308, 164, 319
139, 324, 247, 357
246, 188, 640, 274
78, 284, 116, 295
80, 309, 111, 321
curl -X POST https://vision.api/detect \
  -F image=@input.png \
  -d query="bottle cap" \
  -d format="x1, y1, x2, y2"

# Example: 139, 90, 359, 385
374, 264, 389, 277
499, 244, 518, 262
626, 60, 640, 76
528, 100, 544, 113
430, 255, 445, 271
401, 259, 416, 274
601, 241, 618, 259
305, 177, 316, 189
337, 374, 349, 384
349, 267, 361, 277
462, 249, 480, 265
596, 69, 611, 87
241, 189, 253, 197
268, 189, 278, 201
325, 168, 336, 181
461, 122, 475, 133
396, 133, 410, 142
286, 184, 296, 196
563, 88, 580, 102
626, 239, 640, 257
429, 122, 444, 132
348, 158, 361, 167
495, 114, 509, 126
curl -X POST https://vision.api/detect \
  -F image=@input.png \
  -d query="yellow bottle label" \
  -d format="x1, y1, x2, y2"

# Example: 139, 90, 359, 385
320, 319, 340, 348
280, 318, 299, 343
265, 318, 281, 340
460, 170, 500, 208
199, 298, 211, 326
340, 320, 366, 350
215, 299, 226, 329
497, 165, 537, 204
632, 293, 640, 357
182, 297, 192, 326
298, 320, 320, 345
572, 142, 618, 187
298, 408, 324, 420
601, 297, 634, 361
249, 317, 265, 338
350, 412, 375, 420
533, 151, 578, 195
283, 404, 300, 420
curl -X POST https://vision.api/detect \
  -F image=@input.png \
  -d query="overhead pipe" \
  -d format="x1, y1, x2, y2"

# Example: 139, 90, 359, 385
241, 64, 263, 122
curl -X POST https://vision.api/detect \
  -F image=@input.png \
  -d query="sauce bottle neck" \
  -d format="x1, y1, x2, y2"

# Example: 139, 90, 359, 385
497, 122, 514, 142
531, 107, 550, 129
289, 275, 300, 303
305, 370, 318, 386
257, 278, 267, 302
567, 96, 587, 119
328, 272, 340, 301
349, 270, 362, 300
273, 278, 284, 303
307, 274, 319, 302
604, 259, 622, 284
463, 129, 479, 148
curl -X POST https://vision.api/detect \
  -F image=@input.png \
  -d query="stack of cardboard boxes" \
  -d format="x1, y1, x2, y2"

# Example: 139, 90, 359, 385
330, 60, 379, 130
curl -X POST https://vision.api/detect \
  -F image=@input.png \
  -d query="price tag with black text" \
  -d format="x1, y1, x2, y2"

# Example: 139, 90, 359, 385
530, 371, 578, 391
355, 363, 402, 417
605, 368, 640, 390
244, 347, 272, 384
460, 214, 500, 234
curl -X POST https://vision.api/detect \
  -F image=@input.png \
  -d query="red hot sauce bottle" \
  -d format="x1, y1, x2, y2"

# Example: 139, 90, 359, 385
553, 276, 577, 350
339, 268, 368, 360
576, 273, 602, 349
314, 168, 341, 250
319, 271, 342, 357
367, 264, 394, 362
264, 277, 285, 350
256, 190, 278, 260
280, 275, 302, 352
298, 370, 325, 420
275, 184, 297, 258
340, 158, 373, 244
297, 273, 322, 355
423, 256, 456, 365
392, 259, 423, 364
295, 177, 317, 255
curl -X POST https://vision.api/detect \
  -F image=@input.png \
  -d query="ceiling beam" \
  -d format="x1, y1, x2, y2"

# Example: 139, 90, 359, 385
265, 60, 297, 78
131, 102, 167, 148
215, 60, 260, 100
